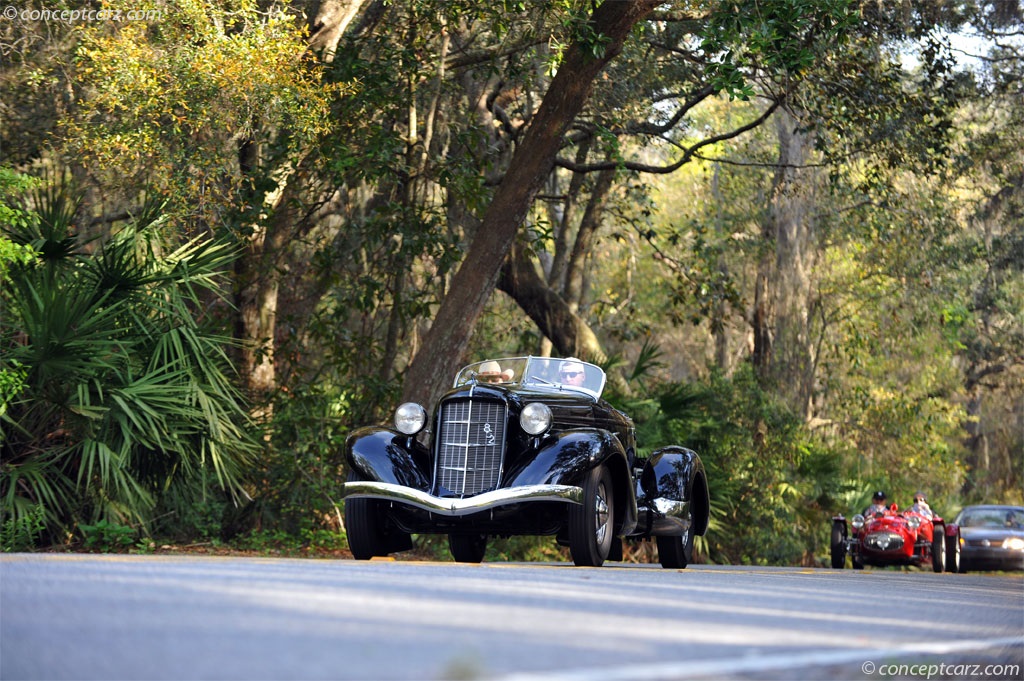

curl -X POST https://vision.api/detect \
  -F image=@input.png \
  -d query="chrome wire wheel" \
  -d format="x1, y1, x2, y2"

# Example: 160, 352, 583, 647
594, 481, 610, 546
569, 465, 615, 567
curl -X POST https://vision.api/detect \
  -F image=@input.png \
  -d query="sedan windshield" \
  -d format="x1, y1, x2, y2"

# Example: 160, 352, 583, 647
958, 508, 1024, 529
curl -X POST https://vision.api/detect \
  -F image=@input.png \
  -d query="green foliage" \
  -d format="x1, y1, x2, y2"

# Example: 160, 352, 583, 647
700, 0, 858, 99
1, 178, 258, 546
80, 519, 136, 551
0, 169, 38, 421
3, 0, 1017, 565
1, 504, 46, 552
616, 363, 849, 566
235, 384, 352, 537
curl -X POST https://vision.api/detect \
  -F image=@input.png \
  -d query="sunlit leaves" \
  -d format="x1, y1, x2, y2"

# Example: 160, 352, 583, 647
62, 0, 346, 224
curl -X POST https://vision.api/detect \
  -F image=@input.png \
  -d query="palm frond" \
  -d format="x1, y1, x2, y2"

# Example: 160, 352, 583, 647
2, 181, 254, 545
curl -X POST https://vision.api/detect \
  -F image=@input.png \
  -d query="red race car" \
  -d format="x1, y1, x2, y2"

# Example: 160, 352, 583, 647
831, 504, 961, 572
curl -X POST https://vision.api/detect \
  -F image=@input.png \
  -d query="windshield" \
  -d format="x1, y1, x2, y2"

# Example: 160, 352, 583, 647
455, 356, 606, 398
957, 508, 1024, 529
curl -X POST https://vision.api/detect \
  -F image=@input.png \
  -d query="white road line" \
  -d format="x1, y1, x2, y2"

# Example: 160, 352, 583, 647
499, 636, 1024, 681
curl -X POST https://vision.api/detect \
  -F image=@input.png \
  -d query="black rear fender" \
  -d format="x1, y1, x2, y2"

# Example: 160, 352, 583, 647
642, 446, 709, 536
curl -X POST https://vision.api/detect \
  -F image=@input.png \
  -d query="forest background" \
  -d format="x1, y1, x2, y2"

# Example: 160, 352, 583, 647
1, 0, 1021, 566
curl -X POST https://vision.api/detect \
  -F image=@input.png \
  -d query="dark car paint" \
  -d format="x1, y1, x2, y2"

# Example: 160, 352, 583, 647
640, 445, 710, 537
955, 505, 1024, 571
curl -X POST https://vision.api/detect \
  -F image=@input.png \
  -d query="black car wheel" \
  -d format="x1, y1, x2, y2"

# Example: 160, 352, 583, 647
931, 528, 946, 573
345, 471, 407, 560
657, 525, 694, 569
568, 465, 614, 567
830, 521, 847, 569
945, 530, 961, 574
449, 533, 488, 563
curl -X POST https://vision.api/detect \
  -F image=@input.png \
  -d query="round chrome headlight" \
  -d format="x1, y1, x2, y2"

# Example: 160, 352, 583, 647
906, 515, 921, 529
852, 514, 865, 530
520, 402, 552, 436
394, 402, 427, 435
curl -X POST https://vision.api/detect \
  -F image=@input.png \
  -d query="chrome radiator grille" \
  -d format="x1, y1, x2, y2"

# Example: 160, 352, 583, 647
436, 399, 507, 496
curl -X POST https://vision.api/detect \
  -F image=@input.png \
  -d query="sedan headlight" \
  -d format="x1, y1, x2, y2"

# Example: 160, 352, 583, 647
520, 402, 552, 436
394, 402, 427, 435
852, 514, 865, 530
1002, 537, 1024, 551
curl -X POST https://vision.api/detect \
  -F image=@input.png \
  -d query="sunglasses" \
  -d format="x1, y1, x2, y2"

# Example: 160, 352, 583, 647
560, 371, 581, 378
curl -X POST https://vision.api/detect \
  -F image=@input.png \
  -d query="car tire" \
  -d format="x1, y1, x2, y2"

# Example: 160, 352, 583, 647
449, 533, 487, 563
568, 464, 614, 567
931, 528, 946, 573
657, 525, 694, 569
608, 537, 624, 562
945, 530, 961, 574
344, 471, 404, 560
830, 521, 847, 569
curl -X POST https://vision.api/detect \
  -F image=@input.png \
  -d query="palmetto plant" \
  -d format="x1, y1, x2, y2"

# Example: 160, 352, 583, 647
1, 180, 257, 546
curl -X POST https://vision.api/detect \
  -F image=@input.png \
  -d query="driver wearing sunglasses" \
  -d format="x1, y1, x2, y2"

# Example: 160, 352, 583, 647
558, 358, 586, 387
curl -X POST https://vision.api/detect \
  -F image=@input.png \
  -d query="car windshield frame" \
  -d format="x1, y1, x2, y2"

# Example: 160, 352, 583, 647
454, 356, 606, 398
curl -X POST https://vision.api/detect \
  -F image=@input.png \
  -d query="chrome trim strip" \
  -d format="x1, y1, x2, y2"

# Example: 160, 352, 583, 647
341, 482, 583, 516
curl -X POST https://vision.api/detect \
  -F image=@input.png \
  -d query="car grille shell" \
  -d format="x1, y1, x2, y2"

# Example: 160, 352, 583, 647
865, 531, 905, 552
435, 399, 507, 497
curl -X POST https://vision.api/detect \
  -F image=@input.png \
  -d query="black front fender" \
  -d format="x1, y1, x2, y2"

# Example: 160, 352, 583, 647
346, 427, 432, 490
504, 429, 637, 536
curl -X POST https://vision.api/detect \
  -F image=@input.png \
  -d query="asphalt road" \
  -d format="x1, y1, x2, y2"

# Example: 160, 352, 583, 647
1, 554, 1021, 681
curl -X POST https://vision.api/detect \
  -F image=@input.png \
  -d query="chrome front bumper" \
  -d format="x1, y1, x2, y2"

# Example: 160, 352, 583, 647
340, 481, 584, 516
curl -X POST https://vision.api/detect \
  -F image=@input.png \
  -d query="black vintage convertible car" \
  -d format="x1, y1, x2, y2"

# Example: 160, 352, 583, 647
340, 356, 709, 568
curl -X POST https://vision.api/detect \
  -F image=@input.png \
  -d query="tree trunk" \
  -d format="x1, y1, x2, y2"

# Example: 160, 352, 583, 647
234, 0, 382, 410
497, 244, 603, 359
400, 0, 661, 407
234, 164, 305, 419
756, 108, 817, 420
961, 389, 988, 497
563, 166, 615, 313
308, 0, 382, 60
